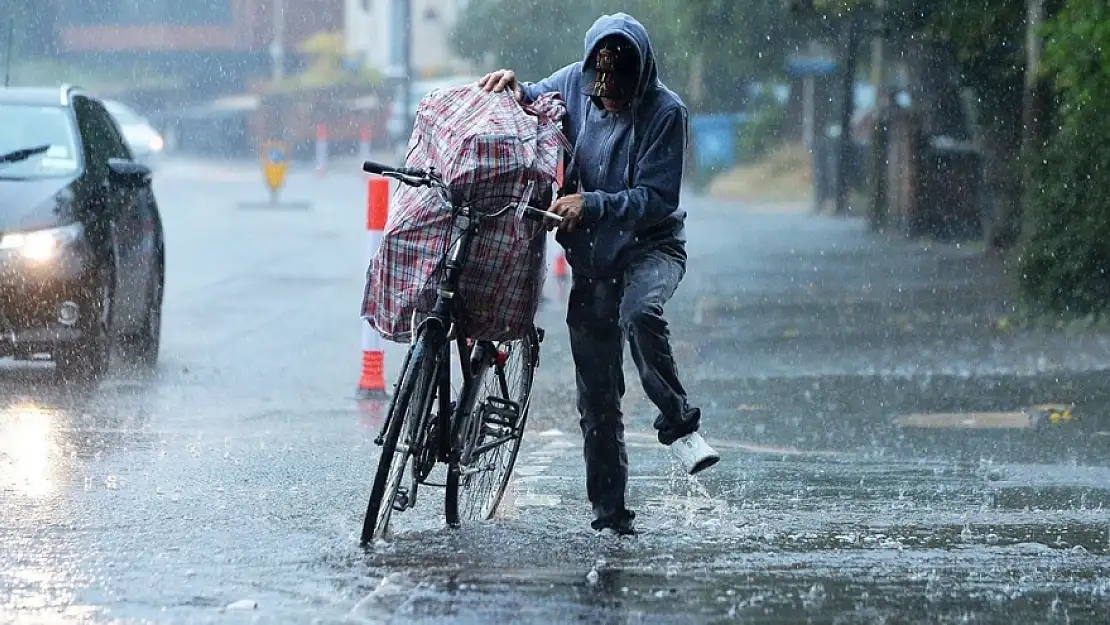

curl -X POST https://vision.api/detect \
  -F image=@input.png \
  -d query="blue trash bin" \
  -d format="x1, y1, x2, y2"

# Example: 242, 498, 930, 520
690, 114, 738, 172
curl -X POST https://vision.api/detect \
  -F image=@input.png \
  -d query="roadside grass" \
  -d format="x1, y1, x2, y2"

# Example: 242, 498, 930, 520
707, 142, 814, 204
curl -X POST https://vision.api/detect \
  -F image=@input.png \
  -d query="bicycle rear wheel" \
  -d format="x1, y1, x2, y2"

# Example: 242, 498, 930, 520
360, 326, 441, 544
446, 328, 539, 524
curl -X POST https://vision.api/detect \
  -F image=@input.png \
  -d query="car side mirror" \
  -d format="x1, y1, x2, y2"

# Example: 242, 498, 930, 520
107, 158, 152, 188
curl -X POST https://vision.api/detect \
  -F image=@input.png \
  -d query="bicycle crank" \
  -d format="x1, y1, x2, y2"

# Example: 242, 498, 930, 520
414, 401, 451, 482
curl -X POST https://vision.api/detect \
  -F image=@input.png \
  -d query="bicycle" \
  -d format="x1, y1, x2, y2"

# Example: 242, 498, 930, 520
359, 159, 564, 545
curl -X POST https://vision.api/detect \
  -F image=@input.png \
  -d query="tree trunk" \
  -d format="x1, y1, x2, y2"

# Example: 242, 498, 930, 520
835, 18, 860, 216
1017, 0, 1055, 249
867, 0, 887, 230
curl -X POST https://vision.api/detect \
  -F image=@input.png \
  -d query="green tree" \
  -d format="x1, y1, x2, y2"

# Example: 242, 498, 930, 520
682, 0, 810, 112
451, 0, 806, 114
452, 0, 638, 86
801, 0, 1032, 248
1017, 0, 1110, 314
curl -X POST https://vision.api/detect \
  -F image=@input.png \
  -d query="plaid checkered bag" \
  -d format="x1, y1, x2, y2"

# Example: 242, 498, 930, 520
362, 84, 569, 343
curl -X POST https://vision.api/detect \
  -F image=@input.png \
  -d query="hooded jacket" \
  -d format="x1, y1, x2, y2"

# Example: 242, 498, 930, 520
520, 12, 689, 279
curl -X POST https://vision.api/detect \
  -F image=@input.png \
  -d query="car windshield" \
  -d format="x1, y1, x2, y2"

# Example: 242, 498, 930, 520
0, 104, 80, 179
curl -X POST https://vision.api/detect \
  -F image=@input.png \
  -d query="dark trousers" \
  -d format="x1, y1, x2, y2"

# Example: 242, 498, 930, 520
566, 244, 701, 521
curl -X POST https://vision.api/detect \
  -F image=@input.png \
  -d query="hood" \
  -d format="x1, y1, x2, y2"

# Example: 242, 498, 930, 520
120, 123, 162, 154
0, 176, 77, 232
121, 123, 156, 143
582, 12, 659, 104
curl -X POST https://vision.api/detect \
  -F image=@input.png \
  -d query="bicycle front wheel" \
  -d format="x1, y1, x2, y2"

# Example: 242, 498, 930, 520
360, 326, 441, 545
447, 328, 539, 524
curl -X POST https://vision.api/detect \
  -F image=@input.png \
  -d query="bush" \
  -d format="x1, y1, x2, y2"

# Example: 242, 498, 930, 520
735, 104, 788, 165
1017, 0, 1110, 314
1018, 119, 1110, 314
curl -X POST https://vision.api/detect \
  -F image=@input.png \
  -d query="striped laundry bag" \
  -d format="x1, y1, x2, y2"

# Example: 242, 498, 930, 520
362, 84, 570, 343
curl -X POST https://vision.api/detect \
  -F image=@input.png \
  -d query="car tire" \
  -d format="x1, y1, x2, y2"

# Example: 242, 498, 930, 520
127, 260, 163, 370
55, 263, 114, 383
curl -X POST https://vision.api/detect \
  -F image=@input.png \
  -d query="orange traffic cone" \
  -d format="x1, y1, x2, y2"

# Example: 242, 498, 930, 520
357, 177, 390, 399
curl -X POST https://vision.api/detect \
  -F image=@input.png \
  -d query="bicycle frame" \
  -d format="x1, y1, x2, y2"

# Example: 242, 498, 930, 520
426, 196, 493, 470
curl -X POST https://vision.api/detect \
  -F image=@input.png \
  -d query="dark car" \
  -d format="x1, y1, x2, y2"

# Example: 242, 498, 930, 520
0, 84, 165, 380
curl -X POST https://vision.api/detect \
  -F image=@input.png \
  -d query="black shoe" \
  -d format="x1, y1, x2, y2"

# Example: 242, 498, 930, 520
591, 510, 637, 536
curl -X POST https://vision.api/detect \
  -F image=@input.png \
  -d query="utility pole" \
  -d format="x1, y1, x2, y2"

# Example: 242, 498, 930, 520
4, 17, 14, 88
387, 0, 412, 152
400, 0, 412, 142
270, 0, 285, 85
1018, 0, 1047, 241
834, 14, 859, 216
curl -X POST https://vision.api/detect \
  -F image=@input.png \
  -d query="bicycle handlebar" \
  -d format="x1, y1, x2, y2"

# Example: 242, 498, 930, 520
522, 206, 564, 223
360, 160, 564, 223
363, 161, 425, 178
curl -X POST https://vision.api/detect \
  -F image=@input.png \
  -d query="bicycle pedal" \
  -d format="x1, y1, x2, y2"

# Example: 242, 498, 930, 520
391, 487, 410, 512
482, 396, 520, 423
536, 327, 545, 343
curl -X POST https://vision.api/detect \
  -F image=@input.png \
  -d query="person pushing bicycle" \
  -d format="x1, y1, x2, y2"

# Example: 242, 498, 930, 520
479, 12, 720, 536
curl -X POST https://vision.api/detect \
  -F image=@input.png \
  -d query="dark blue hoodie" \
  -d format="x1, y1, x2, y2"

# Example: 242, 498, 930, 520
520, 12, 689, 279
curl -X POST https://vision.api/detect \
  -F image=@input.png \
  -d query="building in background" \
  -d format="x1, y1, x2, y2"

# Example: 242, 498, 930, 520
344, 0, 471, 78
55, 0, 344, 97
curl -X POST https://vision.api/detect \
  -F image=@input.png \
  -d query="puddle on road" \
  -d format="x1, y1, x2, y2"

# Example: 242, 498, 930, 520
351, 548, 1110, 624
342, 434, 1110, 624
7, 384, 1110, 624
344, 453, 1110, 623
992, 484, 1110, 511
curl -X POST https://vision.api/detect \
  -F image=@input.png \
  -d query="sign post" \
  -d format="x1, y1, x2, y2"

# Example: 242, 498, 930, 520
238, 140, 310, 210
261, 140, 290, 204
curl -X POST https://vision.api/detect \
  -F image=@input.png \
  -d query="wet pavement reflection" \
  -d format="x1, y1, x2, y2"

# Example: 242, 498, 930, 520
0, 361, 161, 622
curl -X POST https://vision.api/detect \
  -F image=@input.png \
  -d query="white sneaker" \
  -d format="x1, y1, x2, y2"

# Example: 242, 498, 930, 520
669, 432, 720, 475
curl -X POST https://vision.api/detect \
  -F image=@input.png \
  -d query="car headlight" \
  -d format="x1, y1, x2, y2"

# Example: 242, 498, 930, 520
0, 224, 83, 262
149, 135, 164, 152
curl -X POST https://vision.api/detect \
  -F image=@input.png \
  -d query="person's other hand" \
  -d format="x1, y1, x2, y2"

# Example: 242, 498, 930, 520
478, 69, 522, 102
549, 194, 585, 232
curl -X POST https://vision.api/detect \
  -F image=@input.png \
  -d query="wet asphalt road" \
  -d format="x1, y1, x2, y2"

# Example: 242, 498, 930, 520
3, 158, 1110, 624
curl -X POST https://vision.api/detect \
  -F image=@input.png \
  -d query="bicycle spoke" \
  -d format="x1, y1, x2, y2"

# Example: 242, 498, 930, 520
456, 331, 537, 522
361, 328, 442, 544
